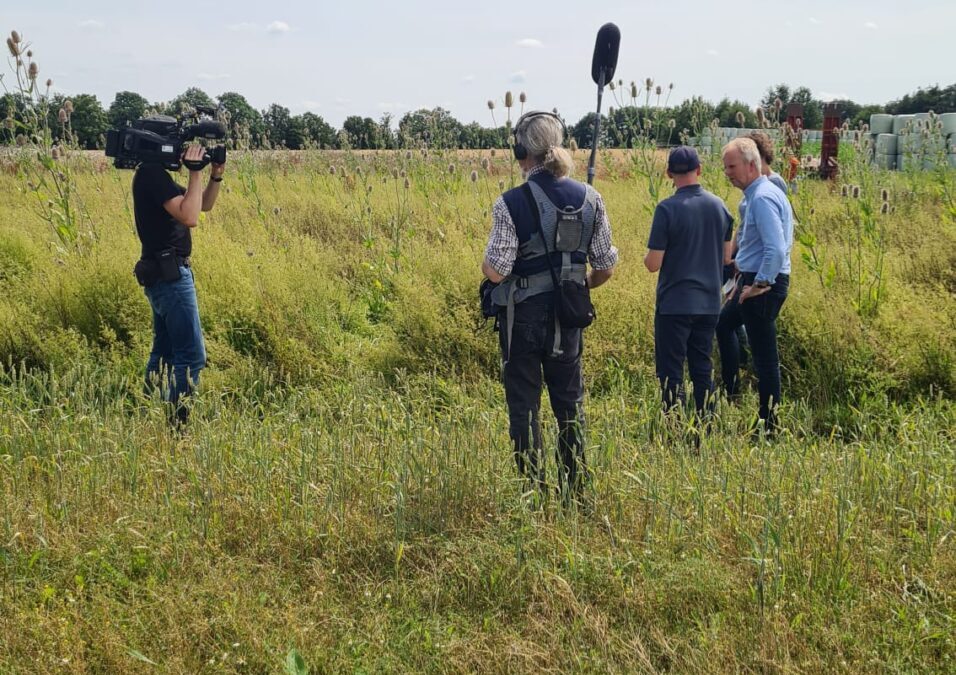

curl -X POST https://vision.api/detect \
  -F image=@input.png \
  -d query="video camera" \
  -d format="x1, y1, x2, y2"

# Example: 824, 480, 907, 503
105, 105, 227, 170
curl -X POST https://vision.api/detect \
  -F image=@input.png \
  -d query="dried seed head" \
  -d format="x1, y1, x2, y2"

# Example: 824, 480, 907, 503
28, 62, 38, 80
391, 167, 399, 179
655, 85, 662, 96
64, 100, 74, 114
273, 206, 281, 215
498, 180, 505, 191
735, 111, 745, 126
852, 185, 860, 199
26, 50, 32, 58
480, 157, 489, 169
668, 119, 676, 129
51, 147, 60, 160
403, 177, 410, 189
367, 184, 373, 194
608, 106, 614, 117
448, 163, 456, 174
329, 165, 336, 175
841, 184, 849, 197
504, 91, 513, 108
6, 37, 17, 58
569, 138, 578, 151
809, 208, 815, 216
487, 100, 495, 110
645, 77, 653, 90
400, 169, 407, 178
404, 149, 412, 159
756, 108, 765, 123
668, 82, 674, 90
11, 31, 21, 43
880, 201, 889, 215
862, 123, 869, 133
774, 98, 783, 111
15, 134, 26, 146
881, 188, 888, 202
630, 83, 638, 98
490, 148, 496, 158
3, 118, 12, 130
58, 108, 67, 124
519, 92, 526, 103
609, 81, 616, 91
470, 170, 478, 182
45, 78, 52, 87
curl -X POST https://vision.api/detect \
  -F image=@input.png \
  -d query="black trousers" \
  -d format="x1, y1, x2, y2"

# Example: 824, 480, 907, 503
499, 295, 586, 497
654, 312, 719, 415
716, 273, 789, 430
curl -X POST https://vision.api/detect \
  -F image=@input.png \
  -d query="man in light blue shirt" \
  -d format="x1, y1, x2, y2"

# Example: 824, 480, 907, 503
717, 137, 793, 433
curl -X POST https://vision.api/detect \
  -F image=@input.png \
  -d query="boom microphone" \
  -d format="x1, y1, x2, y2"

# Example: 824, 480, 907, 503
591, 22, 621, 86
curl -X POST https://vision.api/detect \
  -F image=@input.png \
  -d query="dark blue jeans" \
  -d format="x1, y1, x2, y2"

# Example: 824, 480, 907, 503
716, 273, 789, 429
654, 313, 719, 415
499, 294, 585, 498
143, 266, 206, 415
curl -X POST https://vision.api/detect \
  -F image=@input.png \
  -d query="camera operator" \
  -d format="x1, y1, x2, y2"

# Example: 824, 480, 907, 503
133, 144, 224, 426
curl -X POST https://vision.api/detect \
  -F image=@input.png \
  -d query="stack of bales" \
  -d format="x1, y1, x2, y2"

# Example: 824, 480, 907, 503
694, 127, 781, 153
867, 112, 956, 171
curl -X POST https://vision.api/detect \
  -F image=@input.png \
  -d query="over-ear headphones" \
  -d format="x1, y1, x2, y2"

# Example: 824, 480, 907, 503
512, 111, 568, 161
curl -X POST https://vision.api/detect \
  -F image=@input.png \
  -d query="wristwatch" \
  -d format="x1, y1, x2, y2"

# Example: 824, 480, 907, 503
210, 175, 223, 183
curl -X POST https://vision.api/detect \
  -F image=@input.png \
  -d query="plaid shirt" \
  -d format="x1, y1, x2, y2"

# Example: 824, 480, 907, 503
484, 166, 619, 277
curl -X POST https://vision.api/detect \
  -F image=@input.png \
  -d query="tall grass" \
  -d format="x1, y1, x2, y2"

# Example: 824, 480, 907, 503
0, 148, 954, 672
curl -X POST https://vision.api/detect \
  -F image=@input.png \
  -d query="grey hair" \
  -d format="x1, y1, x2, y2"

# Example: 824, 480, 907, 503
515, 111, 574, 177
722, 137, 762, 174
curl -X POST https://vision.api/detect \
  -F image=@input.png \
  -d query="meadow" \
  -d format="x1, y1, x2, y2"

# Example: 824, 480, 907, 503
0, 144, 954, 673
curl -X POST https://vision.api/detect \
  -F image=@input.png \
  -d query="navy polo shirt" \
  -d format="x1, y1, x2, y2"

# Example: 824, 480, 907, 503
647, 184, 733, 315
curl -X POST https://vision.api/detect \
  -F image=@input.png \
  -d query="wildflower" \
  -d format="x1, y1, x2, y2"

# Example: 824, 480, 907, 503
756, 108, 765, 124
28, 62, 38, 80
655, 85, 662, 96
618, 79, 623, 86
480, 157, 489, 170
400, 169, 407, 178
329, 165, 336, 175
774, 98, 783, 111
470, 170, 478, 182
404, 149, 412, 160
880, 201, 889, 215
447, 163, 455, 174
403, 177, 410, 189
11, 31, 21, 43
64, 100, 74, 114
841, 184, 849, 197
519, 92, 526, 104
51, 147, 60, 160
490, 148, 496, 158
487, 100, 495, 110
668, 83, 674, 90
45, 78, 52, 88
391, 168, 399, 179
504, 91, 513, 108
630, 83, 638, 98
5, 37, 16, 58
645, 77, 653, 90
735, 111, 745, 126
881, 188, 888, 202
668, 119, 676, 129
569, 139, 578, 151
609, 81, 616, 91
58, 109, 68, 124
852, 185, 860, 199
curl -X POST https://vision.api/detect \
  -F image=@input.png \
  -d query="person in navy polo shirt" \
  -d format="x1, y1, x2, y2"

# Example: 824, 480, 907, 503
718, 137, 794, 434
645, 146, 734, 422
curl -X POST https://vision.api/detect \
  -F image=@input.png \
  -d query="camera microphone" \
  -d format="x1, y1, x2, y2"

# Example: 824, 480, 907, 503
591, 22, 621, 87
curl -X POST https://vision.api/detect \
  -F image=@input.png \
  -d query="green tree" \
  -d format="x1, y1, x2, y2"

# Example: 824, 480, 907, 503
168, 87, 215, 115
714, 98, 758, 129
342, 116, 380, 149
217, 91, 264, 145
397, 108, 462, 148
760, 84, 822, 129
60, 94, 108, 149
570, 112, 609, 150
300, 112, 337, 148
262, 104, 292, 148
885, 83, 956, 114
107, 91, 149, 130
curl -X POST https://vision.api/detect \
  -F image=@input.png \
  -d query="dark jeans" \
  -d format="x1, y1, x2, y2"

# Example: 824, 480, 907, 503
654, 313, 719, 415
499, 295, 586, 499
716, 273, 789, 429
143, 266, 207, 422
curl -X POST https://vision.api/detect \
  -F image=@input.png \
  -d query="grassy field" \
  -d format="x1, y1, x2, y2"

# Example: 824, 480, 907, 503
1, 146, 954, 673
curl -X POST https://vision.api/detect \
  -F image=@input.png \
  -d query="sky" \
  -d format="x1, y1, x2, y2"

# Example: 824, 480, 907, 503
5, 1, 955, 127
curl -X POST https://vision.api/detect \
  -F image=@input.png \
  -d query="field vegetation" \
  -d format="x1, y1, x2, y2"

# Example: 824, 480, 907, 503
1, 28, 955, 674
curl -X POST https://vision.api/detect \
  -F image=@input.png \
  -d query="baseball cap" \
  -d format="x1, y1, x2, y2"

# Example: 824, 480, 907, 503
668, 146, 700, 174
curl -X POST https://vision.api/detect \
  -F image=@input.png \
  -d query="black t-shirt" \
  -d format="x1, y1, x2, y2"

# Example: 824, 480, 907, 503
132, 163, 189, 258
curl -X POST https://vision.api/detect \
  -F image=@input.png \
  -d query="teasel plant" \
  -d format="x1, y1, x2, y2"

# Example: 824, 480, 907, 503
2, 30, 94, 253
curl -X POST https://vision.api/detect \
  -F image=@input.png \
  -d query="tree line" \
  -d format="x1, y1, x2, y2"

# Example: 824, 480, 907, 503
2, 82, 954, 151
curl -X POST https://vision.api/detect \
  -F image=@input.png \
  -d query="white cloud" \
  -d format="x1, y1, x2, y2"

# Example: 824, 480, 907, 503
78, 19, 103, 29
267, 21, 291, 34
864, 21, 878, 30
510, 70, 527, 83
818, 91, 850, 102
808, 17, 821, 25
706, 49, 720, 56
515, 38, 543, 48
227, 22, 257, 32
